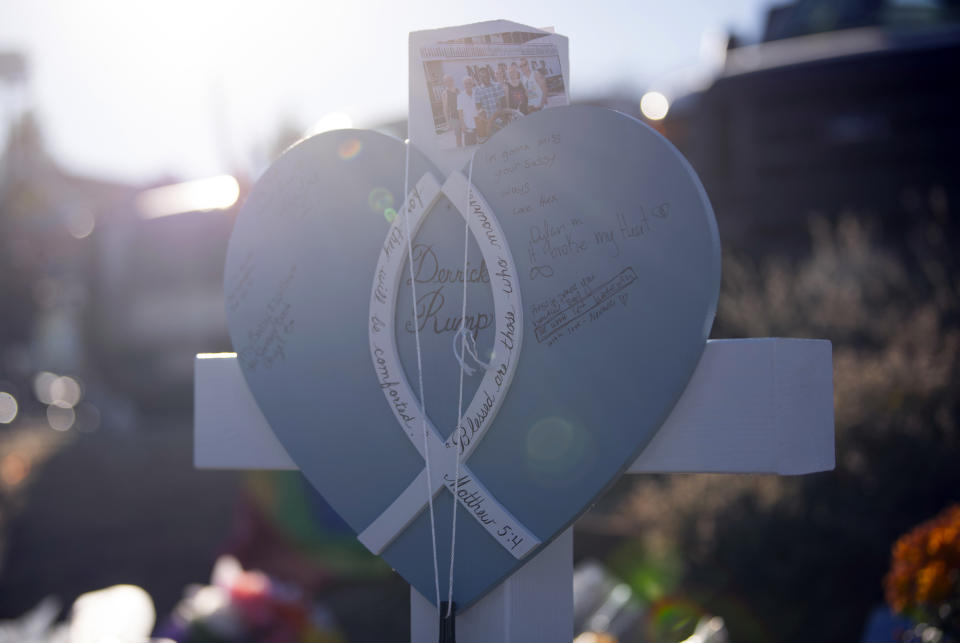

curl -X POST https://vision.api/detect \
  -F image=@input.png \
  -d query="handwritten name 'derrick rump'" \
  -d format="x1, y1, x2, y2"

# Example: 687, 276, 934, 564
443, 473, 495, 525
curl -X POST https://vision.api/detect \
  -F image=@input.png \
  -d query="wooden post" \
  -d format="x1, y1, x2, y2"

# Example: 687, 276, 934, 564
410, 530, 573, 643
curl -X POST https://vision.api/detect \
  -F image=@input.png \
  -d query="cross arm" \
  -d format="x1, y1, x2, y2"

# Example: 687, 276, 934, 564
194, 338, 834, 476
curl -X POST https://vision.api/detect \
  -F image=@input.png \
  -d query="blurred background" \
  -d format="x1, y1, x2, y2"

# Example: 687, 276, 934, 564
1, 0, 959, 641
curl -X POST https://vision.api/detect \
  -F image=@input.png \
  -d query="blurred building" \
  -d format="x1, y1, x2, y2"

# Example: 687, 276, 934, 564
0, 101, 142, 416
661, 0, 960, 246
88, 176, 239, 408
1, 59, 241, 413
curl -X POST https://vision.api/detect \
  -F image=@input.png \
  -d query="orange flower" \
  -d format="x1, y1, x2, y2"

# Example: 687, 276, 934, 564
916, 560, 952, 604
885, 503, 960, 614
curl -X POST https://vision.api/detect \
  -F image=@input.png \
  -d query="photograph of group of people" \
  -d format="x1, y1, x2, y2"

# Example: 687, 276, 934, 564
421, 33, 568, 150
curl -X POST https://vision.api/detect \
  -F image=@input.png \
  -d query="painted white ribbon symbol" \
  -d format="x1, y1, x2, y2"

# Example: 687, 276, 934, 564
363, 170, 540, 559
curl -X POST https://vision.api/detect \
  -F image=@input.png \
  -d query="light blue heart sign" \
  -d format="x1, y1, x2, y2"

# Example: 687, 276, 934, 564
224, 105, 721, 610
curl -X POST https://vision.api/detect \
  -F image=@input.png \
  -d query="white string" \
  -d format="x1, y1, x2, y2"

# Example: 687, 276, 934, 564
401, 140, 442, 612
446, 152, 477, 616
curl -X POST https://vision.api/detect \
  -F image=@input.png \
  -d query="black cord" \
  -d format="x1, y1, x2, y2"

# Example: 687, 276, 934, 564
439, 601, 456, 643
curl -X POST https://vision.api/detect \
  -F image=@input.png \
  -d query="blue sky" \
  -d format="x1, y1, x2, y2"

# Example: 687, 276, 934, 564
0, 0, 776, 183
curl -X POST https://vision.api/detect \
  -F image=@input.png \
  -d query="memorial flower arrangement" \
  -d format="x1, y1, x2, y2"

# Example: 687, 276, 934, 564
156, 555, 344, 643
885, 504, 960, 642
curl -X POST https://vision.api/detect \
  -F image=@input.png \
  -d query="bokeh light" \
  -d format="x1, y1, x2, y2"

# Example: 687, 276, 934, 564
645, 596, 705, 641
67, 208, 96, 239
337, 138, 363, 161
70, 584, 156, 643
50, 375, 82, 408
0, 392, 18, 424
527, 416, 575, 462
137, 175, 240, 219
0, 453, 29, 487
33, 371, 58, 404
47, 403, 76, 431
640, 91, 670, 121
525, 416, 593, 482
368, 186, 396, 222
573, 632, 617, 643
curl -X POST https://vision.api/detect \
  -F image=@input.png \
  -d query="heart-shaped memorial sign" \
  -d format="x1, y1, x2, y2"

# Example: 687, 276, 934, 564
224, 105, 721, 609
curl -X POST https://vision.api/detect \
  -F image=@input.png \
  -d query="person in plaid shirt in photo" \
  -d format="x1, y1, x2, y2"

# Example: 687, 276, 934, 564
473, 66, 505, 142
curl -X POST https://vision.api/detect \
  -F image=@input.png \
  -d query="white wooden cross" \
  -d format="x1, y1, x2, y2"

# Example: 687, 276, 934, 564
194, 338, 833, 642
194, 20, 835, 642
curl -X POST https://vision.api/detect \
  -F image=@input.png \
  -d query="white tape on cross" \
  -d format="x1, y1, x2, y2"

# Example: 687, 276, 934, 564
363, 171, 539, 559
